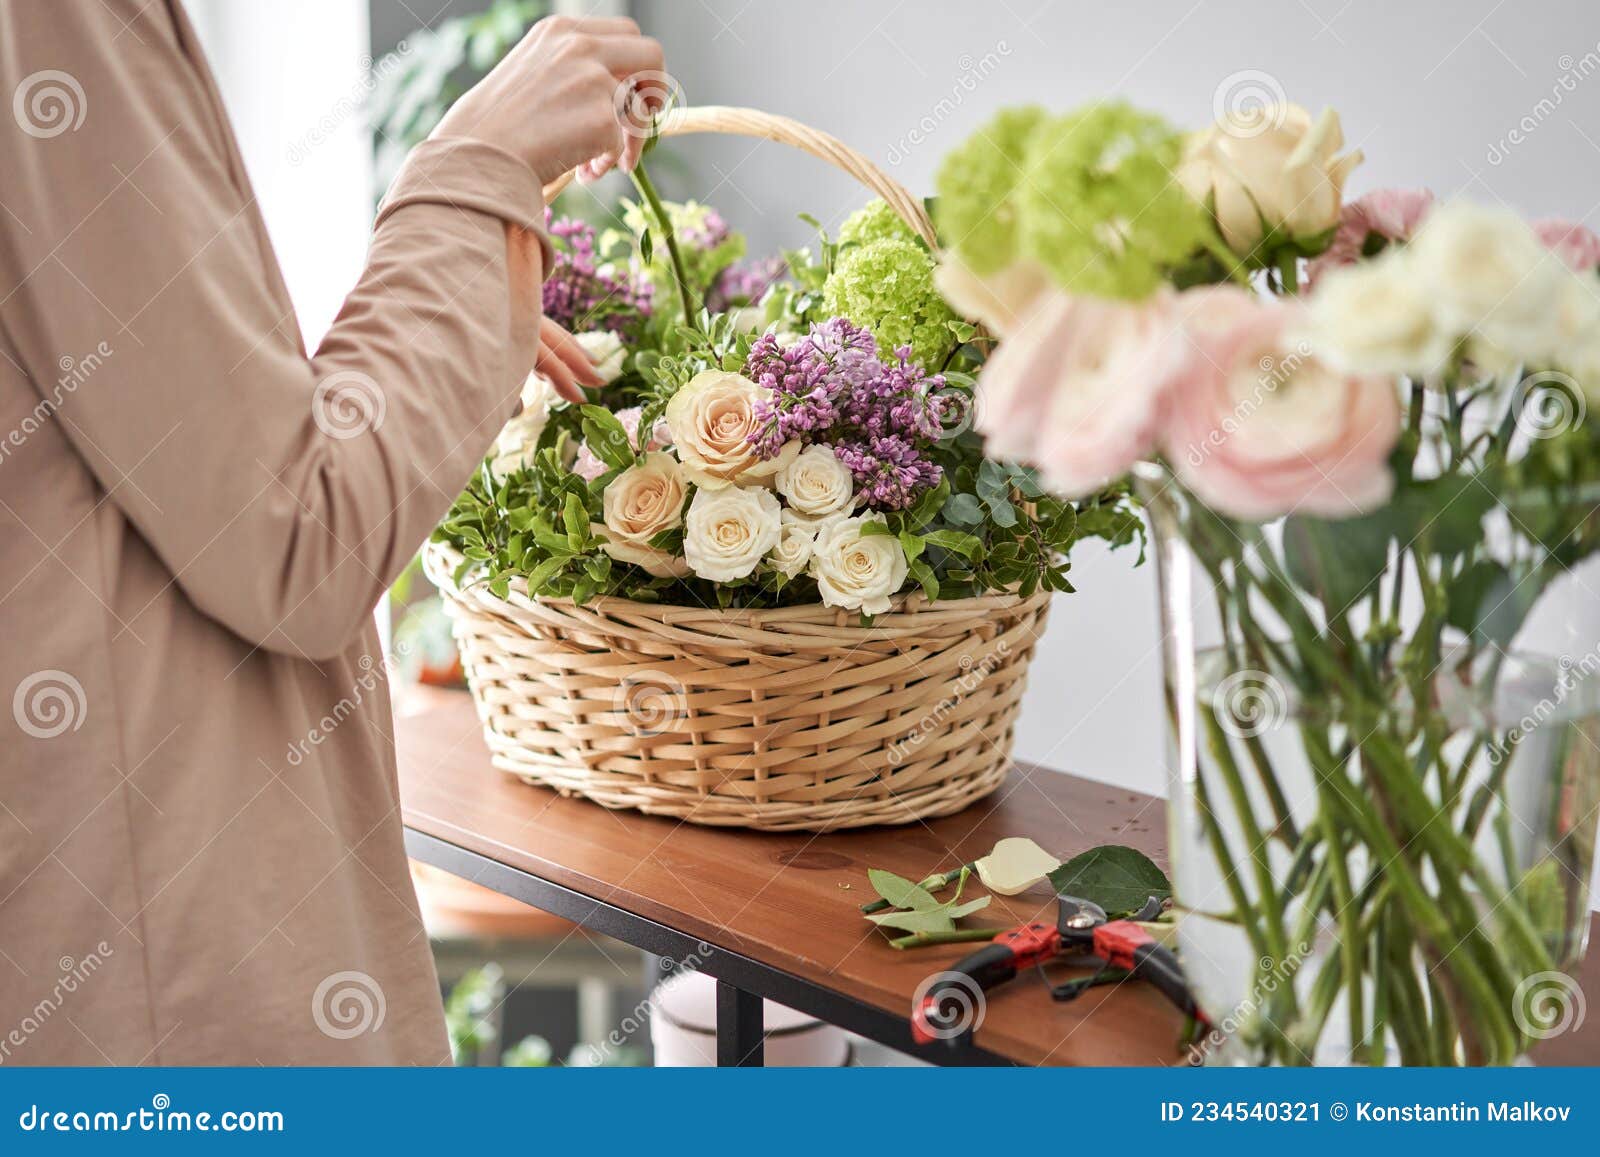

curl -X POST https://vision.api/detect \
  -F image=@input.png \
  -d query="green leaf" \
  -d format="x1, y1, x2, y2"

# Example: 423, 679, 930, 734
864, 908, 955, 934
920, 529, 982, 560
1446, 559, 1534, 650
580, 405, 636, 471
898, 532, 927, 564
562, 492, 587, 542
944, 492, 985, 526
908, 559, 939, 601
1283, 512, 1392, 615
1046, 845, 1171, 919
867, 868, 941, 911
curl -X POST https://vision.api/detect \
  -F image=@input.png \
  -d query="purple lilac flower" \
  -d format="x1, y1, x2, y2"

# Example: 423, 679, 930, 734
742, 318, 949, 510
679, 206, 731, 251
706, 255, 787, 312
542, 211, 653, 335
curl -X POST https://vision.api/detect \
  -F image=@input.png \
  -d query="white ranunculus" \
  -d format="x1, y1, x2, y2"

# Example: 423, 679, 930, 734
665, 369, 799, 489
683, 485, 782, 583
1302, 248, 1456, 376
775, 443, 855, 518
809, 514, 908, 616
933, 256, 1051, 338
573, 329, 626, 383
1408, 202, 1571, 366
602, 452, 685, 547
1179, 104, 1362, 255
767, 519, 815, 578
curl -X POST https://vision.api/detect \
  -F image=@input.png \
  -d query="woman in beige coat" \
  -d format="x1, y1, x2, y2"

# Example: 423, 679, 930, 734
0, 2, 661, 1064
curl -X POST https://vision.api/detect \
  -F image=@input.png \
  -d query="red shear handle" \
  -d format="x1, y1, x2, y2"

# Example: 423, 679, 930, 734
1093, 921, 1208, 1025
910, 923, 1060, 1045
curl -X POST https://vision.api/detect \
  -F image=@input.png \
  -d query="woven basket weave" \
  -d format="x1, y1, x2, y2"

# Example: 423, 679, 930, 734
429, 105, 1051, 831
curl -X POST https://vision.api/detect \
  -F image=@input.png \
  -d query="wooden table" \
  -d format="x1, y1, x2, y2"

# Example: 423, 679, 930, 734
395, 685, 1600, 1067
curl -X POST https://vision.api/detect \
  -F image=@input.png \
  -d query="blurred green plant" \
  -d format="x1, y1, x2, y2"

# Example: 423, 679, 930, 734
367, 0, 548, 195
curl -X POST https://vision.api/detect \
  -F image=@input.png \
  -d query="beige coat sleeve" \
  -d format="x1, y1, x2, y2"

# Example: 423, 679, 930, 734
0, 0, 546, 659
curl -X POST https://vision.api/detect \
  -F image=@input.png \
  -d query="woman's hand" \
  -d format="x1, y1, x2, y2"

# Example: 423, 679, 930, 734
536, 317, 606, 403
434, 15, 666, 186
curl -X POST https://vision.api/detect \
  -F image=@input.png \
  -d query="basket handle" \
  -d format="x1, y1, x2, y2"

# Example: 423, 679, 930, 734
542, 104, 938, 250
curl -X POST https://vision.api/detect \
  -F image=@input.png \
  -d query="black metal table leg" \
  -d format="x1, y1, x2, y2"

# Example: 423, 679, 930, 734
715, 979, 764, 1066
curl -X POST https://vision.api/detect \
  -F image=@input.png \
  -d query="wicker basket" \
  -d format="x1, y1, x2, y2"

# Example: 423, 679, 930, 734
428, 105, 1052, 832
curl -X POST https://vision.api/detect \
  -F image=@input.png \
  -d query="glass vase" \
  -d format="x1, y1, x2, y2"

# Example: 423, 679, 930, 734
1142, 467, 1600, 1065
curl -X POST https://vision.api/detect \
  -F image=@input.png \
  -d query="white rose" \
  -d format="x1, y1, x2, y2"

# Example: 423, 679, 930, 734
602, 452, 685, 546
664, 369, 800, 489
1302, 248, 1455, 376
491, 383, 555, 479
574, 329, 626, 383
809, 514, 908, 616
1408, 202, 1570, 365
933, 256, 1051, 338
767, 519, 815, 578
775, 443, 856, 518
683, 485, 782, 583
1179, 104, 1363, 254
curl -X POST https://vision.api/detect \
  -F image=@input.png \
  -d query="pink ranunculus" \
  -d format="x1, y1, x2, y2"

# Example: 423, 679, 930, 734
974, 289, 1180, 497
572, 406, 672, 481
1160, 288, 1402, 521
1531, 218, 1600, 273
1306, 188, 1435, 286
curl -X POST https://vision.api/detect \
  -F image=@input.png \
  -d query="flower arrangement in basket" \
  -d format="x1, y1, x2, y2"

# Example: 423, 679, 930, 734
426, 107, 1142, 832
934, 97, 1600, 1063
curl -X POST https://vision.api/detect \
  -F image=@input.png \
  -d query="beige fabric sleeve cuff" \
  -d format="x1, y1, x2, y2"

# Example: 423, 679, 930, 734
376, 137, 555, 273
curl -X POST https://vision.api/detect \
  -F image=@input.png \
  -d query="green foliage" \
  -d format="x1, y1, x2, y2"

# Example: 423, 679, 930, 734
821, 236, 960, 370
1046, 846, 1173, 919
366, 0, 546, 195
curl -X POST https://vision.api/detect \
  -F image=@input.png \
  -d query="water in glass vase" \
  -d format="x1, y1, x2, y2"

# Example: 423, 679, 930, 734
1175, 644, 1599, 1066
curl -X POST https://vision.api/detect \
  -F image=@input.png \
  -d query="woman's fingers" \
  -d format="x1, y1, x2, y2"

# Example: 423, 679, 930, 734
536, 318, 604, 403
594, 35, 665, 82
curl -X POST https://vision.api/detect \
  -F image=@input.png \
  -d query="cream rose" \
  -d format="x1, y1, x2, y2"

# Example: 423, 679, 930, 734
683, 485, 782, 583
665, 369, 800, 489
767, 519, 815, 578
775, 443, 855, 518
602, 452, 685, 546
574, 329, 626, 383
1179, 104, 1363, 255
809, 514, 908, 616
590, 526, 689, 579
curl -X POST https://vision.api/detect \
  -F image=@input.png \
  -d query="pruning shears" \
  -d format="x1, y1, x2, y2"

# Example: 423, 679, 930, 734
910, 893, 1208, 1046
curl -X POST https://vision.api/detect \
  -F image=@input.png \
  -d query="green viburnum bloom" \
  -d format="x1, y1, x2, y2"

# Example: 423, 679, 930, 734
821, 236, 959, 369
1015, 101, 1209, 299
933, 105, 1048, 274
838, 198, 919, 250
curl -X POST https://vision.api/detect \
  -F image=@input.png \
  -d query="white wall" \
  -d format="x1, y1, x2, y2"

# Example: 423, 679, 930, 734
634, 0, 1600, 795
186, 0, 375, 349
